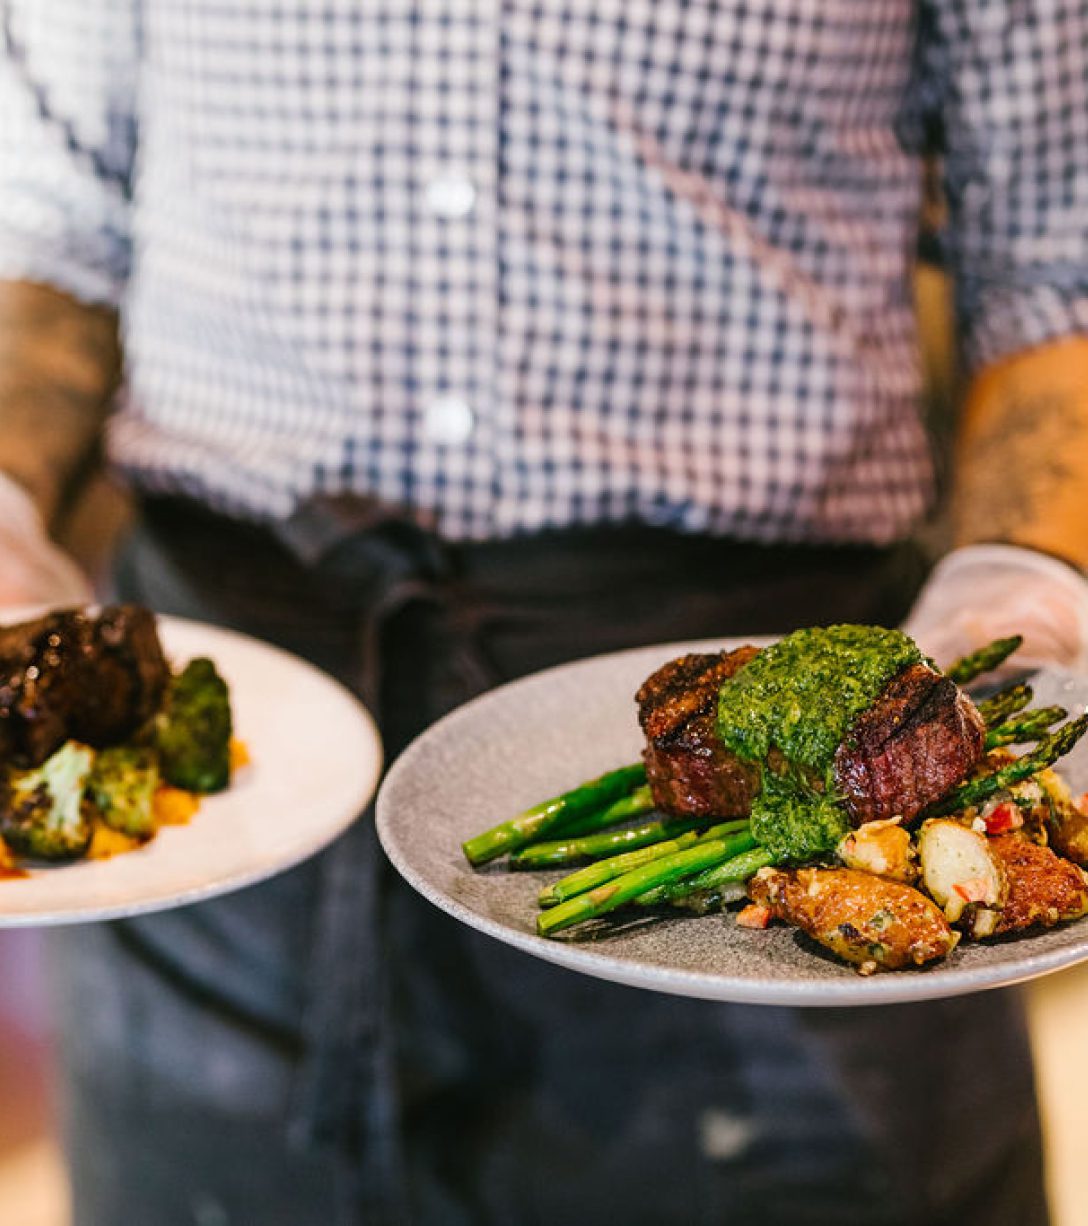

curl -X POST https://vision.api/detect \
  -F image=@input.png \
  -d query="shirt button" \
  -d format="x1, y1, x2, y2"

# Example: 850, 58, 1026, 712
424, 175, 477, 220
423, 396, 475, 445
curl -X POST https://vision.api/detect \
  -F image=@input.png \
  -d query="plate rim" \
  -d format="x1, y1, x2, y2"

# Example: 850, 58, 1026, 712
377, 637, 1088, 1007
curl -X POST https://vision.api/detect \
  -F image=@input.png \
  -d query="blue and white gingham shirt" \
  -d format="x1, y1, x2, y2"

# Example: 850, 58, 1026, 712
1, 2, 1086, 542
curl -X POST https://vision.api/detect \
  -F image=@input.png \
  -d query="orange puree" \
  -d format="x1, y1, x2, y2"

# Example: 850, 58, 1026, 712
153, 785, 202, 827
0, 837, 26, 878
87, 825, 144, 860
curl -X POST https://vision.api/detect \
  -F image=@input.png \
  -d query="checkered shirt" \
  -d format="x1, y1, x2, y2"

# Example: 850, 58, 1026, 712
1, 1, 1086, 542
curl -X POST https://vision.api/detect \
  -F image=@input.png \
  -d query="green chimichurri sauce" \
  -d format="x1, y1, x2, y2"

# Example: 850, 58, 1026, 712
717, 625, 921, 862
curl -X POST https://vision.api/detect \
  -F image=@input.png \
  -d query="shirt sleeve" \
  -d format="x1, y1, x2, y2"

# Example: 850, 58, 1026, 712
920, 0, 1088, 374
0, 0, 140, 308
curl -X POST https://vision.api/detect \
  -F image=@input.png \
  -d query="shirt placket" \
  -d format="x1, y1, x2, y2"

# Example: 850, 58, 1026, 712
409, 1, 499, 539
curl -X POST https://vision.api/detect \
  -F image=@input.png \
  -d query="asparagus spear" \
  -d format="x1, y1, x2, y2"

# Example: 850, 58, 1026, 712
538, 819, 750, 907
461, 763, 645, 866
635, 842, 771, 906
984, 705, 1067, 751
511, 810, 703, 870
531, 785, 656, 843
945, 635, 1023, 685
934, 714, 1088, 816
976, 683, 1033, 729
537, 833, 752, 936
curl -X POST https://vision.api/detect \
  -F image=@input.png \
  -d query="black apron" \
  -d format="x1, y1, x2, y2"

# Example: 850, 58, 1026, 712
47, 496, 1047, 1226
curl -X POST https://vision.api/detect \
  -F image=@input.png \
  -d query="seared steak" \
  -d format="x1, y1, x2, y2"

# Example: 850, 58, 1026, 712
637, 648, 760, 819
0, 606, 170, 767
834, 662, 986, 825
637, 650, 985, 826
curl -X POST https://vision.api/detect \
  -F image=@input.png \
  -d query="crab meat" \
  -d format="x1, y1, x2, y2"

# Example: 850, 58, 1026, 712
837, 818, 916, 883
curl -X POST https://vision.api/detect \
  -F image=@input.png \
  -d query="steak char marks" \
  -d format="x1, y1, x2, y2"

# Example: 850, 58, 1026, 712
0, 605, 170, 767
834, 661, 986, 825
637, 649, 985, 826
636, 648, 760, 819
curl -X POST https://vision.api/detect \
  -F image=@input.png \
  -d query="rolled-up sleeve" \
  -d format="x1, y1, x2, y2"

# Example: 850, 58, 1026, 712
0, 0, 139, 307
922, 0, 1088, 374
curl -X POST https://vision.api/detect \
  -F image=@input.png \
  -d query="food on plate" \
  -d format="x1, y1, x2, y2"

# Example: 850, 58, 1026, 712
87, 745, 161, 838
0, 605, 170, 766
1044, 778, 1088, 865
460, 762, 647, 866
916, 818, 1005, 937
634, 646, 761, 821
746, 866, 959, 973
836, 819, 916, 884
0, 836, 19, 877
155, 658, 233, 793
0, 606, 236, 867
0, 741, 99, 860
639, 627, 987, 857
988, 835, 1088, 934
461, 624, 1088, 974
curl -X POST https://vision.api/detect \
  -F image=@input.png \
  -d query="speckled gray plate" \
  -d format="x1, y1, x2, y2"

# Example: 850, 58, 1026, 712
377, 640, 1088, 1006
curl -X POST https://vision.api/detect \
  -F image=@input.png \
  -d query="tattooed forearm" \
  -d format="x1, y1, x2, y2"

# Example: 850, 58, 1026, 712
953, 393, 1084, 539
0, 280, 121, 526
952, 339, 1088, 568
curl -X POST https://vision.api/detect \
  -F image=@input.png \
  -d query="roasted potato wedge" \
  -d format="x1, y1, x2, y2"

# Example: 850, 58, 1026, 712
989, 835, 1088, 934
748, 866, 958, 974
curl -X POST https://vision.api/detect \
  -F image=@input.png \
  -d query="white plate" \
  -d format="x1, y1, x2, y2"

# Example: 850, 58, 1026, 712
377, 640, 1088, 1007
0, 615, 382, 926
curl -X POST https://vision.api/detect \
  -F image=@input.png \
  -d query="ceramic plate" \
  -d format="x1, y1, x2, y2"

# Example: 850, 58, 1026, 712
0, 615, 382, 926
377, 639, 1088, 1007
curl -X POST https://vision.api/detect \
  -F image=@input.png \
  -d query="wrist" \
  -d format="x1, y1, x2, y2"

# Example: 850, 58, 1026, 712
953, 338, 1088, 572
931, 543, 1086, 588
953, 532, 1088, 576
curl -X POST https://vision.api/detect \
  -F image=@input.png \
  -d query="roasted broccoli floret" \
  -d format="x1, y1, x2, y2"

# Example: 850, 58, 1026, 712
156, 658, 232, 793
0, 741, 98, 860
87, 744, 160, 838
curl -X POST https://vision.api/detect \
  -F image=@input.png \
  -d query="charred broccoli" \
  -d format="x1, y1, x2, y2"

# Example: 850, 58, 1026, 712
156, 658, 232, 793
0, 741, 98, 860
87, 745, 160, 838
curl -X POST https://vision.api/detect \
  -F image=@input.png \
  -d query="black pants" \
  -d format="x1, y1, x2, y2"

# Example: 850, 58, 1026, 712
48, 499, 1047, 1226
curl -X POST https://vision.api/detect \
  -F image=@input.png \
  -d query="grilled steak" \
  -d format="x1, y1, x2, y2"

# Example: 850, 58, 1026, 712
637, 650, 985, 827
834, 662, 986, 825
70, 606, 171, 747
0, 613, 82, 766
0, 606, 170, 767
637, 648, 760, 819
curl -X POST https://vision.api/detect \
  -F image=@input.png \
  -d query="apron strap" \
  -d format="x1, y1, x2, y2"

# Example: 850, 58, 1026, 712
280, 496, 504, 1221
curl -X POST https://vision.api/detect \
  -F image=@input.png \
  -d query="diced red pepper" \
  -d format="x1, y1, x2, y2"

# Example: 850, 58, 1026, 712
736, 904, 772, 930
953, 877, 992, 905
982, 802, 1022, 835
1077, 792, 1088, 818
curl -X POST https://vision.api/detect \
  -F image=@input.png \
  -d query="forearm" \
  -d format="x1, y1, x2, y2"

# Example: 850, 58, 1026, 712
952, 337, 1088, 569
0, 280, 121, 527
